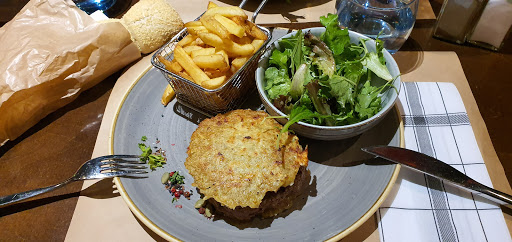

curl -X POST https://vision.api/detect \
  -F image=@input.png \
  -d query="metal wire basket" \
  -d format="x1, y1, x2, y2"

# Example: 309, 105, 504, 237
151, 0, 272, 116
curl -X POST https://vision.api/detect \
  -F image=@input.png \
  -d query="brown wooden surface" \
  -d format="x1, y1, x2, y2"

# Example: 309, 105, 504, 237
1, 1, 512, 241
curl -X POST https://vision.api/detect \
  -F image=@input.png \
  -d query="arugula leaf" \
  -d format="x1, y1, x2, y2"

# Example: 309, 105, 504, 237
342, 62, 365, 85
360, 39, 392, 81
264, 67, 291, 100
269, 49, 292, 70
306, 80, 335, 126
319, 13, 351, 57
290, 30, 305, 75
326, 75, 355, 109
355, 80, 382, 119
281, 105, 322, 134
375, 38, 386, 65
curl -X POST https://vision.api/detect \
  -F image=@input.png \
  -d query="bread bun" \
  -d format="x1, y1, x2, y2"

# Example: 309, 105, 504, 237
121, 0, 184, 54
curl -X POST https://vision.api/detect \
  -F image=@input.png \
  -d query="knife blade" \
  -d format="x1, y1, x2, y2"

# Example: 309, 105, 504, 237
362, 145, 512, 206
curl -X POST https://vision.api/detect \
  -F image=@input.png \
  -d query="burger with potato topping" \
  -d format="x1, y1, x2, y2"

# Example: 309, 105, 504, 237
185, 109, 309, 220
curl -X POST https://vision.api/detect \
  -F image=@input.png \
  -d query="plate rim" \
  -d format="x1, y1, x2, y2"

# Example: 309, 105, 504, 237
110, 65, 404, 242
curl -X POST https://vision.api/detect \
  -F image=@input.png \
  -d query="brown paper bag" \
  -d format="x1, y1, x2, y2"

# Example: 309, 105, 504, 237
0, 0, 141, 145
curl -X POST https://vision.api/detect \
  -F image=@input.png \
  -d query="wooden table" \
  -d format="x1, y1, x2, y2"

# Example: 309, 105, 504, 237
1, 0, 511, 240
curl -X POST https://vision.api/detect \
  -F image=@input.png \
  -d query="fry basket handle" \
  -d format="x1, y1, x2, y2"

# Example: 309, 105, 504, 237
239, 0, 270, 23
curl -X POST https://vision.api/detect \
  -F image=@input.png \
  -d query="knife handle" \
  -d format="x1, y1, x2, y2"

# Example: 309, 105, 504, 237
477, 184, 512, 205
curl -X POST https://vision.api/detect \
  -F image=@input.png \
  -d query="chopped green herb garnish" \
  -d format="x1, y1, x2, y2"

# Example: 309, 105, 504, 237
138, 140, 166, 170
170, 171, 185, 185
138, 143, 152, 162
148, 154, 166, 170
141, 135, 147, 141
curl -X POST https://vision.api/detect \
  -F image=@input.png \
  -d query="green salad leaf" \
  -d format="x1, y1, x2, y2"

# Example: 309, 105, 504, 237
356, 80, 382, 119
319, 13, 351, 57
269, 49, 291, 70
264, 67, 290, 100
264, 13, 398, 132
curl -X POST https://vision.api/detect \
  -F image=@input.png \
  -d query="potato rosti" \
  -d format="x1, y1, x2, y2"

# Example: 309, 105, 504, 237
185, 109, 308, 220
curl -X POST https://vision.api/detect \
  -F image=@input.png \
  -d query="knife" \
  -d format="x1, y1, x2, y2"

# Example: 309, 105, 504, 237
362, 145, 512, 206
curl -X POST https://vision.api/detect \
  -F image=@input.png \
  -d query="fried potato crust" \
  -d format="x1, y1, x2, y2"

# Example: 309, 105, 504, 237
185, 109, 308, 209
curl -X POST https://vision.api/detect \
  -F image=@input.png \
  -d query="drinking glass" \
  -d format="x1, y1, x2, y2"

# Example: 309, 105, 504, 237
336, 0, 419, 54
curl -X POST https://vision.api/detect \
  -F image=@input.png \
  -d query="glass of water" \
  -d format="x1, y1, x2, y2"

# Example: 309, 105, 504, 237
336, 0, 419, 54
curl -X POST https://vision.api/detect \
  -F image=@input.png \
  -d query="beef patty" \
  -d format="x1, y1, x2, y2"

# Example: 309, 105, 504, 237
185, 109, 308, 220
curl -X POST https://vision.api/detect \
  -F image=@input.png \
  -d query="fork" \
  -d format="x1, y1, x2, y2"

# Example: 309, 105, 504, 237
0, 155, 147, 207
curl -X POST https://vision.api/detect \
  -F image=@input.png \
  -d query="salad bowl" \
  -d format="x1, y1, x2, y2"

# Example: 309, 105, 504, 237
255, 27, 401, 140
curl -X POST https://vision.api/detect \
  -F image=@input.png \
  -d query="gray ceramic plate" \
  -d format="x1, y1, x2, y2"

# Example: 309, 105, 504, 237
110, 65, 403, 241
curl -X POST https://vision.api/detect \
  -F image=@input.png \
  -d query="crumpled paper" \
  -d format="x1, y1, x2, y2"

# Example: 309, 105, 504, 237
0, 0, 141, 145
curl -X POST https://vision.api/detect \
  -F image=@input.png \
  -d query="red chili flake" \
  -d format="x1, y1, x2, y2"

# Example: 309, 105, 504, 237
171, 187, 176, 193
184, 191, 190, 197
198, 207, 205, 214
174, 192, 180, 198
175, 205, 182, 208
170, 171, 175, 177
179, 189, 184, 194
171, 144, 175, 146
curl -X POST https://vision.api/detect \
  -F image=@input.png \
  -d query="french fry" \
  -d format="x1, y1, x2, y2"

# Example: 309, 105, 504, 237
201, 75, 227, 89
207, 1, 218, 9
158, 56, 174, 72
197, 32, 224, 48
174, 45, 210, 85
191, 48, 216, 58
232, 57, 249, 70
184, 21, 203, 28
178, 71, 193, 81
216, 50, 229, 65
225, 42, 255, 57
167, 2, 266, 91
193, 54, 228, 69
230, 65, 237, 75
205, 68, 228, 78
200, 15, 230, 40
232, 35, 252, 45
231, 16, 266, 40
183, 45, 203, 55
169, 60, 183, 73
194, 37, 205, 46
251, 39, 265, 53
203, 6, 248, 19
161, 84, 175, 106
214, 14, 245, 38
245, 20, 267, 40
231, 16, 250, 34
177, 34, 196, 46
187, 26, 209, 36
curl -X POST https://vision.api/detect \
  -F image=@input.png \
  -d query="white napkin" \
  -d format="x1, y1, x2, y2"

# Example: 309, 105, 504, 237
377, 82, 512, 242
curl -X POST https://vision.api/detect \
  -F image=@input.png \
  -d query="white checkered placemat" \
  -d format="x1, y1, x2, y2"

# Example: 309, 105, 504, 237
377, 82, 511, 242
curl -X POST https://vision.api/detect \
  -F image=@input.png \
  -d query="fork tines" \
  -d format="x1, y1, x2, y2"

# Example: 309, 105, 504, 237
99, 155, 148, 177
